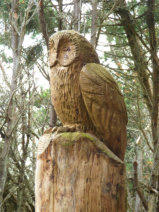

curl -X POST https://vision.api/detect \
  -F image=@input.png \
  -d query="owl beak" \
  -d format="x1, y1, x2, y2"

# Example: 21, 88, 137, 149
49, 53, 58, 67
50, 60, 58, 67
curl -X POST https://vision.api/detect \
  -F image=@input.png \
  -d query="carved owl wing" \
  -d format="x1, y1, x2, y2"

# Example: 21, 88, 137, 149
79, 63, 127, 159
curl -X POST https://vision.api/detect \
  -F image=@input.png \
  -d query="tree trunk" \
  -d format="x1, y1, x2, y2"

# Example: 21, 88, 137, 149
0, 1, 19, 210
38, 0, 57, 128
73, 0, 81, 31
134, 140, 143, 212
49, 103, 57, 128
38, 0, 49, 48
35, 132, 126, 212
90, 0, 98, 48
58, 0, 63, 30
117, 3, 159, 211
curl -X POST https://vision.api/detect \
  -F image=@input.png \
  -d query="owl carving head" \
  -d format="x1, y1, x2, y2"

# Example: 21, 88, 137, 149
49, 30, 100, 68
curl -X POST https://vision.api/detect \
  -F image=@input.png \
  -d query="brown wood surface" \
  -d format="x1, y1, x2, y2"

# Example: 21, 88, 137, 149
49, 30, 127, 160
35, 132, 126, 212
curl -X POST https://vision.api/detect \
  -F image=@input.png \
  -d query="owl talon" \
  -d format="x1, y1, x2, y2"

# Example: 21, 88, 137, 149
52, 126, 58, 133
76, 126, 83, 132
44, 128, 53, 134
57, 126, 70, 133
44, 125, 82, 134
52, 125, 85, 134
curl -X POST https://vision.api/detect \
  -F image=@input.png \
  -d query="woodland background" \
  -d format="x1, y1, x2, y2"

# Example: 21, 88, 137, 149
0, 0, 159, 211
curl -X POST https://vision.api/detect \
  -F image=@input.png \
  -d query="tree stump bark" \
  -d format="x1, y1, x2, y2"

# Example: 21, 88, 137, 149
35, 132, 126, 212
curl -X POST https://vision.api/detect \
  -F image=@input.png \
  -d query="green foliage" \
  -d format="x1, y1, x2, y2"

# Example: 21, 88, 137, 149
0, 32, 10, 47
34, 88, 51, 108
25, 43, 43, 66
0, 0, 11, 21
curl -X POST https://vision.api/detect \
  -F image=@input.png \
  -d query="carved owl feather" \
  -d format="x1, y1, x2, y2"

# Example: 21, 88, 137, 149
49, 30, 127, 160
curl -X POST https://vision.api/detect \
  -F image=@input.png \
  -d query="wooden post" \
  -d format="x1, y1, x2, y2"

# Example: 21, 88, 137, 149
35, 132, 126, 212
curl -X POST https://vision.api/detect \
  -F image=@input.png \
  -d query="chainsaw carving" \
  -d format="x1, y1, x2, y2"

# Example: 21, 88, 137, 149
49, 30, 127, 160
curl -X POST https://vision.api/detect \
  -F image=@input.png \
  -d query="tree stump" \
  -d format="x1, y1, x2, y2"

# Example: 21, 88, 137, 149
35, 132, 126, 212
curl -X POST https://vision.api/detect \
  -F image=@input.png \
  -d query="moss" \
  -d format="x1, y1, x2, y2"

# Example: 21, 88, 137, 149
57, 132, 80, 146
52, 132, 123, 164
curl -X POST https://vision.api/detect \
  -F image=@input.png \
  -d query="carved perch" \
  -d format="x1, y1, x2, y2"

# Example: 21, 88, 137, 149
35, 132, 126, 212
35, 30, 127, 211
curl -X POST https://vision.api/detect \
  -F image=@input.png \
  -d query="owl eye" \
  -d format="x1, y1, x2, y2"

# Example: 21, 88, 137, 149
63, 47, 71, 52
58, 40, 76, 66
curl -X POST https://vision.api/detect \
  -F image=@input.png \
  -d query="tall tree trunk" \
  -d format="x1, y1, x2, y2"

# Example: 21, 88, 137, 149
134, 139, 143, 212
90, 0, 98, 48
17, 81, 26, 212
38, 0, 49, 48
58, 0, 63, 30
49, 103, 57, 128
73, 0, 81, 31
38, 0, 57, 127
146, 1, 159, 210
117, 8, 152, 114
117, 1, 159, 211
0, 1, 19, 210
0, 1, 36, 210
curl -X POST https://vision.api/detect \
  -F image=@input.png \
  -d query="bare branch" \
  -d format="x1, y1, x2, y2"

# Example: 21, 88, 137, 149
133, 161, 148, 211
19, 0, 38, 51
0, 61, 11, 89
38, 0, 49, 48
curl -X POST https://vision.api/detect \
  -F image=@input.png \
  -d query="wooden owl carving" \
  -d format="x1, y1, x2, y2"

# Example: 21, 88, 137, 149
49, 30, 127, 160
